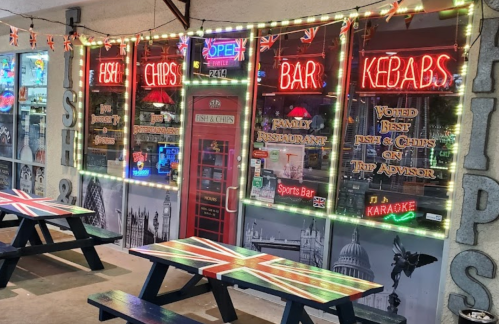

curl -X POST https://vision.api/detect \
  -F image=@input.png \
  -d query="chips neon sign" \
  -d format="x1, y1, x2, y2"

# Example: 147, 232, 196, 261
279, 60, 323, 91
144, 62, 182, 87
365, 200, 417, 217
277, 183, 316, 198
360, 54, 453, 91
98, 62, 123, 85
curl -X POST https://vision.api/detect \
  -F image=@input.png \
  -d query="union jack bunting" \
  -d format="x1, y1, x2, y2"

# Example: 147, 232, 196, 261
177, 35, 189, 56
0, 189, 94, 219
131, 237, 383, 304
234, 38, 247, 61
119, 37, 127, 56
46, 35, 55, 51
63, 35, 72, 52
9, 26, 18, 46
135, 33, 141, 47
202, 38, 214, 59
260, 34, 279, 52
70, 31, 79, 41
87, 36, 95, 43
340, 18, 352, 38
104, 37, 112, 51
385, 0, 402, 22
161, 45, 169, 61
300, 27, 318, 44
313, 196, 326, 208
29, 32, 37, 50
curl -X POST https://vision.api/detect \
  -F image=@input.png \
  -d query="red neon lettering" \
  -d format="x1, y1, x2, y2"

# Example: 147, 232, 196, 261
277, 183, 316, 198
144, 62, 182, 87
132, 152, 148, 163
98, 62, 123, 84
362, 57, 376, 89
420, 55, 434, 88
279, 60, 323, 91
365, 200, 417, 217
387, 56, 401, 88
375, 57, 388, 88
400, 57, 418, 89
434, 54, 451, 87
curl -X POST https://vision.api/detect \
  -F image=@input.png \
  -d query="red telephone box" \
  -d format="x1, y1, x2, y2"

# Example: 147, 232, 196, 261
181, 92, 242, 244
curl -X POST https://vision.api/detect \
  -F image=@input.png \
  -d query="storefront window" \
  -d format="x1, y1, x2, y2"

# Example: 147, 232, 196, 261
84, 45, 128, 176
0, 54, 15, 159
336, 12, 467, 232
247, 23, 342, 210
129, 39, 183, 184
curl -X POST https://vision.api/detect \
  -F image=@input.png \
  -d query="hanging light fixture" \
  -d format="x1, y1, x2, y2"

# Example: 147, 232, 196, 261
143, 89, 175, 107
287, 106, 311, 120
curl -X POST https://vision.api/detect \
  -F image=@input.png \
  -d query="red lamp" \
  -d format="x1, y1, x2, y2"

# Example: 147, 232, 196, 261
143, 89, 175, 107
287, 106, 311, 120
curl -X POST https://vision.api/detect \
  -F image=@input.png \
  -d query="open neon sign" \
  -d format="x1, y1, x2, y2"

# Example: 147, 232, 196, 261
360, 54, 453, 91
144, 62, 182, 87
279, 60, 323, 91
365, 200, 416, 217
98, 62, 124, 85
206, 40, 242, 68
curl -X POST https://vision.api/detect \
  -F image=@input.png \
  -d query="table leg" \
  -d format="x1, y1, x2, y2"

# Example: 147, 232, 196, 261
38, 221, 54, 244
139, 262, 169, 302
301, 309, 315, 324
27, 218, 43, 246
336, 302, 357, 324
66, 218, 104, 270
0, 218, 36, 288
280, 300, 304, 324
208, 278, 238, 323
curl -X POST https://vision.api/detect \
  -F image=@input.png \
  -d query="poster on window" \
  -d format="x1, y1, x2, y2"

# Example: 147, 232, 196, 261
125, 185, 179, 248
330, 223, 444, 324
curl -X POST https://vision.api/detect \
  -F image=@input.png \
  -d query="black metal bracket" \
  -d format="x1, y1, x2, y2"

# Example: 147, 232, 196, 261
162, 0, 190, 30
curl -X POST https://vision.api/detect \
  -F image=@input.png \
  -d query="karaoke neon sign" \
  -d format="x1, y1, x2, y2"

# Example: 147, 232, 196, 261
143, 61, 182, 87
360, 54, 453, 91
279, 60, 323, 91
98, 62, 124, 85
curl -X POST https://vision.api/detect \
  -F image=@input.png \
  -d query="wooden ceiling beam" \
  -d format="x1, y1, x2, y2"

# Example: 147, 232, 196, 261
162, 0, 190, 30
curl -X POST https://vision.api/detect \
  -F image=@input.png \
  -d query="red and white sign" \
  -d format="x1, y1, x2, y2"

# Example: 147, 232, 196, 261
365, 200, 416, 217
279, 60, 323, 91
144, 61, 182, 87
252, 150, 269, 159
360, 53, 453, 91
98, 62, 124, 85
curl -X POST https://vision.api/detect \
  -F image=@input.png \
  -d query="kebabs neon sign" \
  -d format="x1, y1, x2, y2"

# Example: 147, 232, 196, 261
360, 54, 453, 90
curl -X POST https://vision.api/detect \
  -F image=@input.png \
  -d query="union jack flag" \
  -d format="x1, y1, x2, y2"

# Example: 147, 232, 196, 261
177, 35, 189, 56
29, 32, 37, 50
340, 18, 352, 38
86, 35, 95, 43
131, 237, 383, 303
0, 189, 93, 218
104, 37, 112, 51
63, 35, 72, 52
313, 196, 326, 208
385, 0, 402, 22
9, 26, 18, 47
300, 27, 318, 44
260, 35, 279, 52
202, 38, 214, 59
47, 35, 55, 51
234, 38, 247, 61
135, 33, 141, 47
70, 31, 79, 41
119, 37, 127, 56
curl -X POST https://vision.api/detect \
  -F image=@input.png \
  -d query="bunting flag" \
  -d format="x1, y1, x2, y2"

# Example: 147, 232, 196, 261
202, 38, 213, 59
63, 35, 72, 52
161, 45, 169, 61
260, 34, 279, 52
177, 35, 189, 56
119, 37, 127, 55
362, 20, 378, 46
135, 33, 141, 47
234, 38, 247, 61
405, 14, 414, 29
46, 35, 55, 51
87, 36, 95, 43
70, 32, 79, 41
29, 32, 37, 50
300, 27, 318, 44
385, 0, 403, 22
104, 37, 112, 51
9, 26, 18, 46
339, 18, 352, 38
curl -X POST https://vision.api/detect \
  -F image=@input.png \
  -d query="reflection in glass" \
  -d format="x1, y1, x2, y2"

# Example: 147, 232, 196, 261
0, 54, 15, 158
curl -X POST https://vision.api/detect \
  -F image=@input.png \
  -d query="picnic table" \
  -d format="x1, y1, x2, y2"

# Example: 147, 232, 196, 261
0, 189, 122, 288
89, 236, 406, 324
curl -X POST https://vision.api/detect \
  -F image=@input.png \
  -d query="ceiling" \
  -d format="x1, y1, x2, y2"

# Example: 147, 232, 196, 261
0, 0, 99, 19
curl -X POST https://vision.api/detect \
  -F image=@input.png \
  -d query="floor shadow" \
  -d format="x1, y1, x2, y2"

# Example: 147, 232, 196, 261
0, 287, 18, 300
181, 307, 274, 324
50, 250, 131, 277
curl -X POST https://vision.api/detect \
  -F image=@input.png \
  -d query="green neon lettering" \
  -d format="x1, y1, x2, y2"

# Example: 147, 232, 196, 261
383, 211, 416, 223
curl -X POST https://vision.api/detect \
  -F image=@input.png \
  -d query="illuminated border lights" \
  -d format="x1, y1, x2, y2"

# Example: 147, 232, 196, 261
76, 47, 85, 170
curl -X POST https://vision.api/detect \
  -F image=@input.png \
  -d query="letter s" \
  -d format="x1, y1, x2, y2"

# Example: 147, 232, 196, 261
62, 90, 77, 128
448, 250, 496, 315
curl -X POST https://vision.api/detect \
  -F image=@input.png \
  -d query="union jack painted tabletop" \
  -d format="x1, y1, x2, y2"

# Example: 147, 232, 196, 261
0, 189, 111, 288
129, 237, 384, 324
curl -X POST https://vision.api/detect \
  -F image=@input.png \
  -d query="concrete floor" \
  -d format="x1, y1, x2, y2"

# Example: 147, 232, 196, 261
0, 227, 337, 324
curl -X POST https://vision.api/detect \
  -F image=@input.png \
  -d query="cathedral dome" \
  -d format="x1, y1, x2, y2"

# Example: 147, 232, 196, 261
333, 228, 374, 281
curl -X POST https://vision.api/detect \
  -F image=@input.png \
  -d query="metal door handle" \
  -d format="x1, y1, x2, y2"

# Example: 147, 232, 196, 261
225, 186, 239, 213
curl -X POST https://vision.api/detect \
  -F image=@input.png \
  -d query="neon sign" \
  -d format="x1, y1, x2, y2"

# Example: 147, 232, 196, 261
360, 54, 453, 91
158, 146, 179, 174
143, 61, 182, 87
98, 62, 123, 85
132, 169, 150, 176
205, 39, 242, 68
384, 211, 416, 223
277, 183, 316, 198
365, 200, 417, 217
279, 60, 324, 91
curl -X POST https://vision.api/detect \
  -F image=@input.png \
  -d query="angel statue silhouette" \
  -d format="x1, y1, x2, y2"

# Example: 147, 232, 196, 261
390, 235, 438, 291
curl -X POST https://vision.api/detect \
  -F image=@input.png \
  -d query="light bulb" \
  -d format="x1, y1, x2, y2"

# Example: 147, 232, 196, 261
153, 103, 165, 108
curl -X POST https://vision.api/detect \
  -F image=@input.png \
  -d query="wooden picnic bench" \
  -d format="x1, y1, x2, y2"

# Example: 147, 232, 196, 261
0, 189, 122, 288
88, 237, 406, 324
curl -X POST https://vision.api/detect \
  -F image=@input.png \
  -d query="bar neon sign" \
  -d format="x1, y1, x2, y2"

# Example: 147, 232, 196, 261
98, 62, 124, 85
365, 200, 417, 217
277, 183, 316, 199
360, 54, 453, 91
144, 61, 182, 87
279, 60, 324, 91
